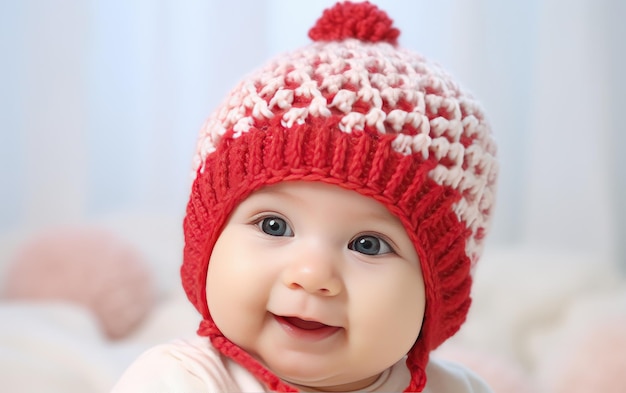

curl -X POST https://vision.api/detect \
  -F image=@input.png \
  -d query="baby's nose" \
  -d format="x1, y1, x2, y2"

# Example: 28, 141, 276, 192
281, 245, 343, 296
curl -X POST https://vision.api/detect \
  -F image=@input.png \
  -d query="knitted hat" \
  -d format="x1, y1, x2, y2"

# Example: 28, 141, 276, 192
181, 2, 497, 392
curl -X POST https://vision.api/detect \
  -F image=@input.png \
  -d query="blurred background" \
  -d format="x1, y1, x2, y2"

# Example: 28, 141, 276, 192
1, 1, 625, 392
1, 0, 624, 266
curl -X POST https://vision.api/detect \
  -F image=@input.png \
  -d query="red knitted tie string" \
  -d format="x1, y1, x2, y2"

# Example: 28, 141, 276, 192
198, 320, 298, 392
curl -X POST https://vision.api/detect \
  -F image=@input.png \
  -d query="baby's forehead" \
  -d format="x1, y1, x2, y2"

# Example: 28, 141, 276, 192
240, 180, 400, 220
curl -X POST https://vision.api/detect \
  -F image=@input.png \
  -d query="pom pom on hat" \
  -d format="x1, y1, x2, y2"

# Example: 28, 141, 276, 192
182, 1, 498, 391
308, 1, 400, 45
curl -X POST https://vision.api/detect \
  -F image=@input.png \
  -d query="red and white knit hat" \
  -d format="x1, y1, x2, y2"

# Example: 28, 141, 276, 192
181, 2, 497, 392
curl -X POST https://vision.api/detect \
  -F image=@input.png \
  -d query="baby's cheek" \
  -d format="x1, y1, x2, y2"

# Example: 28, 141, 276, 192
354, 270, 424, 338
206, 251, 271, 337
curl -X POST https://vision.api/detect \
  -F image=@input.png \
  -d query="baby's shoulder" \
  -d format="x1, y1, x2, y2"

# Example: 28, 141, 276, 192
423, 357, 493, 393
146, 336, 222, 366
111, 336, 264, 392
143, 336, 225, 374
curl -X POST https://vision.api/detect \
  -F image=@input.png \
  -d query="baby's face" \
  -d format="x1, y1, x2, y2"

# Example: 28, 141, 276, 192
206, 181, 425, 391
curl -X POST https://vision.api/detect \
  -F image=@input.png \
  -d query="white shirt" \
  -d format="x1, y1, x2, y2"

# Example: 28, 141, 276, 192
111, 336, 493, 393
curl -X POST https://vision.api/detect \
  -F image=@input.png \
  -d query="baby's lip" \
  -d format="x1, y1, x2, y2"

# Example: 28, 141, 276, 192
273, 314, 342, 340
281, 316, 333, 330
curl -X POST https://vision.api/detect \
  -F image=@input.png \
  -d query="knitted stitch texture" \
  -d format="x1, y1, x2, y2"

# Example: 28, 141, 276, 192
181, 2, 498, 392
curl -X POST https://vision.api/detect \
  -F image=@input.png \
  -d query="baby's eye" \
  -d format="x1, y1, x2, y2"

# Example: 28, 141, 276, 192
257, 216, 294, 237
348, 235, 393, 256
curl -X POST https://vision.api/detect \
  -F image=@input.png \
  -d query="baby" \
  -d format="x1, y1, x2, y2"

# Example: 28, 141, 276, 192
112, 1, 498, 392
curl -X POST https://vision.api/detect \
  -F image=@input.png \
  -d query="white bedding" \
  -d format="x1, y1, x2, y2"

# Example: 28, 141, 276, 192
1, 302, 127, 392
0, 295, 199, 393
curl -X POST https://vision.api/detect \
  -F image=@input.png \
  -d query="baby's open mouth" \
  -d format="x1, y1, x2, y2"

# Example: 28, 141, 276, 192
281, 316, 329, 330
273, 314, 341, 340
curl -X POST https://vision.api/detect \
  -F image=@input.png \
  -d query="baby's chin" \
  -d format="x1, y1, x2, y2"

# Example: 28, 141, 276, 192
282, 374, 381, 393
257, 358, 381, 393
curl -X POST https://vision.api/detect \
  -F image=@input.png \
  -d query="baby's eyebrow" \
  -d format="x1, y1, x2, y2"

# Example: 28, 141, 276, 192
249, 187, 304, 206
362, 210, 399, 223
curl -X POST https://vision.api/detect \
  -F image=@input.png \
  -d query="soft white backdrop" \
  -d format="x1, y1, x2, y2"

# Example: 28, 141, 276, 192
1, 0, 624, 271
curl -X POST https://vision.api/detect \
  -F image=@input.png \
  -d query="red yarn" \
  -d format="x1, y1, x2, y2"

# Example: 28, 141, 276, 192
308, 1, 400, 45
